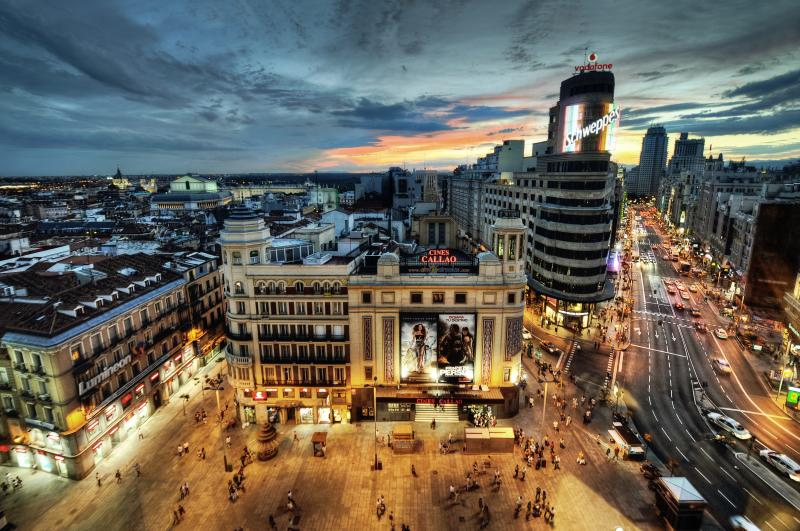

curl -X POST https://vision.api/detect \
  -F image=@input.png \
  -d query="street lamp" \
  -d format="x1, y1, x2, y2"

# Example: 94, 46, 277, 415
372, 376, 379, 471
204, 384, 230, 472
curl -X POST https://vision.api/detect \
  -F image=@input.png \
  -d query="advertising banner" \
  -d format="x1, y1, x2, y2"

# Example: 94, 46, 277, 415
560, 102, 620, 154
437, 314, 475, 384
400, 313, 476, 384
400, 314, 439, 383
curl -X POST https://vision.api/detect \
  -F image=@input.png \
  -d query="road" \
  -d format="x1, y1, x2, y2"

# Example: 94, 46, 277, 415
622, 212, 800, 531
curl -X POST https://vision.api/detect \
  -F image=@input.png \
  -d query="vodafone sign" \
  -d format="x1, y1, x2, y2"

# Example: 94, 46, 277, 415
575, 63, 613, 73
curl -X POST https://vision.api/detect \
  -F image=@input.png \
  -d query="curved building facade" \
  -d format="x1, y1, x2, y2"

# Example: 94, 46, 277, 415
528, 71, 618, 328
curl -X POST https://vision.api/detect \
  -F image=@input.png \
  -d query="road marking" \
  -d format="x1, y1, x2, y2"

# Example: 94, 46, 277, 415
628, 344, 686, 357
652, 410, 658, 422
700, 448, 713, 461
718, 407, 791, 420
717, 489, 736, 508
762, 428, 778, 439
694, 466, 711, 484
676, 447, 689, 461
743, 487, 762, 504
685, 429, 696, 442
661, 426, 671, 441
719, 467, 735, 481
765, 522, 778, 531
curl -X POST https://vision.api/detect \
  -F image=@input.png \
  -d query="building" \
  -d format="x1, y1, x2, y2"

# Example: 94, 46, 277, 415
483, 71, 618, 329
627, 126, 668, 197
0, 254, 207, 479
783, 272, 800, 372
657, 133, 705, 231
219, 207, 526, 425
667, 133, 705, 175
150, 175, 233, 213
307, 186, 339, 212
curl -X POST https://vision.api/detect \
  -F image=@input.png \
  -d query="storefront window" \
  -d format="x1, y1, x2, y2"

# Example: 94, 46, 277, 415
283, 388, 294, 398
299, 407, 314, 424
318, 407, 331, 423
265, 388, 278, 398
299, 388, 312, 398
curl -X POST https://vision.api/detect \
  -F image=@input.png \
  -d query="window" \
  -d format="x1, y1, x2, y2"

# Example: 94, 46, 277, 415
71, 343, 84, 362
361, 291, 372, 304
295, 303, 306, 315
26, 402, 37, 419
317, 368, 327, 382
455, 293, 467, 304
294, 281, 304, 293
432, 292, 445, 304
410, 292, 423, 304
249, 250, 260, 264
236, 302, 246, 314
234, 281, 244, 295
139, 309, 149, 325
507, 292, 516, 304
334, 368, 345, 383
503, 367, 512, 382
2, 395, 13, 411
364, 366, 373, 381
232, 252, 242, 265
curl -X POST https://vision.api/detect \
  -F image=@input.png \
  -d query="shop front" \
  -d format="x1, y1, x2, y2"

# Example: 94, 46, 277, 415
543, 298, 593, 331
374, 387, 508, 421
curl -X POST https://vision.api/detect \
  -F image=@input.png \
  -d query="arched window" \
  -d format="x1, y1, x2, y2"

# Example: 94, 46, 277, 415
323, 282, 331, 294
313, 282, 321, 294
234, 281, 244, 295
294, 281, 305, 293
277, 281, 286, 294
332, 282, 341, 294
268, 281, 277, 294
249, 250, 260, 264
255, 281, 267, 295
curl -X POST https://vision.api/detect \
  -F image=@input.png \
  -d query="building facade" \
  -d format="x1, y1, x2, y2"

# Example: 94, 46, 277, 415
220, 207, 526, 425
627, 126, 668, 197
0, 254, 213, 479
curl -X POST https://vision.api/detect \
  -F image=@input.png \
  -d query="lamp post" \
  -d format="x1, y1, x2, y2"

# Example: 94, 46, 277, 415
372, 376, 379, 471
205, 384, 229, 471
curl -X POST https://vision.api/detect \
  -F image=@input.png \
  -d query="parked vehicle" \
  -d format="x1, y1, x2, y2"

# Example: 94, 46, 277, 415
689, 284, 699, 293
695, 322, 707, 333
680, 291, 690, 300
673, 302, 684, 310
522, 327, 532, 341
541, 342, 562, 355
715, 328, 728, 339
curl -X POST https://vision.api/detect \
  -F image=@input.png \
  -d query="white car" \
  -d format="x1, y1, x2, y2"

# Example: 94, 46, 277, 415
680, 291, 690, 300
715, 328, 728, 339
759, 449, 800, 482
689, 284, 699, 293
522, 328, 532, 341
729, 515, 761, 531
707, 412, 751, 440
711, 358, 732, 375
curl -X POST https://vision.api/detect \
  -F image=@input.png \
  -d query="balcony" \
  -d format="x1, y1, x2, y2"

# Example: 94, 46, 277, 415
71, 356, 94, 375
259, 354, 348, 365
31, 365, 46, 377
38, 393, 52, 404
225, 349, 252, 368
20, 389, 35, 399
261, 379, 347, 387
12, 362, 27, 373
226, 328, 253, 341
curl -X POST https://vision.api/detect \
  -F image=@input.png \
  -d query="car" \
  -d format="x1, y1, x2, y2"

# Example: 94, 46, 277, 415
706, 412, 751, 440
667, 287, 677, 295
715, 328, 729, 339
711, 357, 732, 375
673, 302, 684, 310
729, 515, 761, 531
522, 327, 533, 341
695, 322, 707, 333
680, 291, 690, 300
688, 284, 699, 293
664, 279, 674, 286
541, 342, 562, 355
759, 449, 800, 482
689, 308, 701, 317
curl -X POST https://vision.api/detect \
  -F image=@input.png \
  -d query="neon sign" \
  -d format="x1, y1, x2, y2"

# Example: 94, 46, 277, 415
565, 107, 621, 149
575, 63, 613, 72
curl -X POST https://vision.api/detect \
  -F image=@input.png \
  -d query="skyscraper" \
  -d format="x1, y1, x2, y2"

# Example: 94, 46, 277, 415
628, 126, 668, 197
668, 132, 705, 174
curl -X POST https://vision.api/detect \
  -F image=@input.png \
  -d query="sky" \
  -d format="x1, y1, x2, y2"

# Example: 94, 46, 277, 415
1, 0, 799, 176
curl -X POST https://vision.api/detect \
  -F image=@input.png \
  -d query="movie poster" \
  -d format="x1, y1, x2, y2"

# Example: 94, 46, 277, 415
399, 315, 438, 383
437, 314, 476, 383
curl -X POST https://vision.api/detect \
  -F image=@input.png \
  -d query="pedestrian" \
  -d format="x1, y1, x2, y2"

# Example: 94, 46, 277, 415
293, 432, 299, 443
449, 484, 456, 500
178, 504, 185, 519
514, 496, 523, 518
559, 438, 565, 449
520, 466, 526, 481
180, 484, 186, 500
225, 435, 231, 448
535, 486, 541, 502
526, 500, 532, 520
478, 496, 484, 512
177, 444, 183, 457
183, 442, 189, 454
566, 415, 572, 427
138, 429, 144, 440
553, 420, 559, 432
614, 446, 620, 461
554, 455, 561, 470
172, 510, 180, 525
513, 464, 519, 478
268, 514, 277, 530
96, 472, 102, 487
606, 447, 612, 460
183, 481, 190, 496
448, 432, 453, 445
287, 490, 294, 503
134, 463, 141, 477
493, 469, 501, 485
411, 464, 417, 477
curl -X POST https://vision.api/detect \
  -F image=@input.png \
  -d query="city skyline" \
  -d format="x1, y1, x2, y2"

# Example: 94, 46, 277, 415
1, 0, 799, 176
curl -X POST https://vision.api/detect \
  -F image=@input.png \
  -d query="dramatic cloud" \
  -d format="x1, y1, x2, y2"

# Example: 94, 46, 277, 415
0, 0, 799, 174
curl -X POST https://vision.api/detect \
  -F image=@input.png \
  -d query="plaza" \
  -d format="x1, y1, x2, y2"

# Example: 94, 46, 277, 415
3, 356, 661, 530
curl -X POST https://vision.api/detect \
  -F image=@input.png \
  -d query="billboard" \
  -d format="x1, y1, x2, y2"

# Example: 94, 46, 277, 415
559, 102, 620, 154
400, 313, 475, 384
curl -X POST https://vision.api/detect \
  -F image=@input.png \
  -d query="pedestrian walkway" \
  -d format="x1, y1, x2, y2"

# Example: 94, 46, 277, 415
4, 361, 662, 530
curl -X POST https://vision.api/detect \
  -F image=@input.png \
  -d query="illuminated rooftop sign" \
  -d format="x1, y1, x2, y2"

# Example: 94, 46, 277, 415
561, 103, 620, 153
